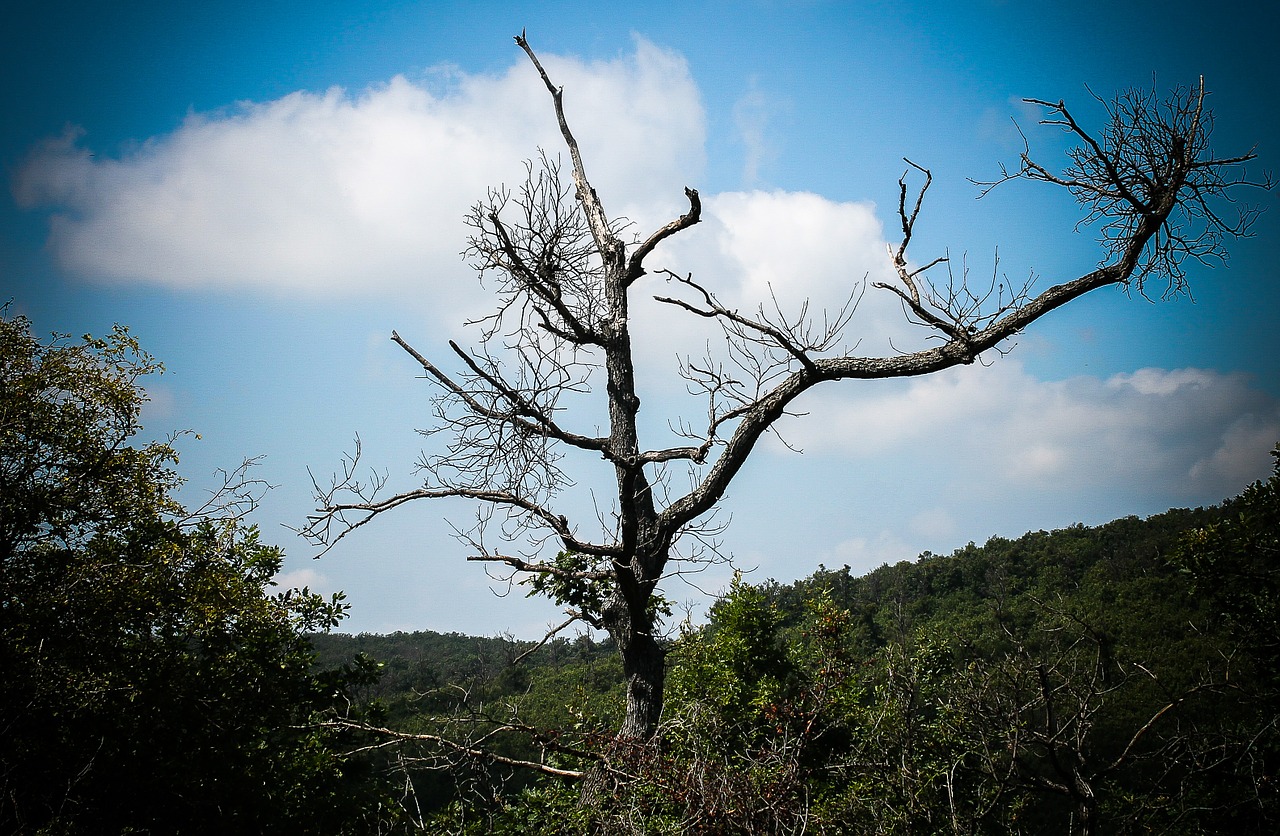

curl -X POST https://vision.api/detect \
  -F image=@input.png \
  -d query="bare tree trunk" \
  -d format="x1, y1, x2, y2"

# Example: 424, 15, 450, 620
612, 599, 666, 740
579, 563, 667, 805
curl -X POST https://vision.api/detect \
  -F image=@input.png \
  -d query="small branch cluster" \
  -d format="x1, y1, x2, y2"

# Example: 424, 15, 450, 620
466, 153, 610, 347
978, 78, 1270, 297
177, 453, 273, 530
655, 269, 860, 456
325, 716, 592, 781
874, 160, 1035, 352
945, 598, 1230, 830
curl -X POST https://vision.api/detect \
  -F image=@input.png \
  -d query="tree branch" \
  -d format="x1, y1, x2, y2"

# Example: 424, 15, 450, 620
627, 187, 702, 285
467, 552, 614, 583
321, 718, 590, 780
391, 330, 609, 456
515, 31, 620, 264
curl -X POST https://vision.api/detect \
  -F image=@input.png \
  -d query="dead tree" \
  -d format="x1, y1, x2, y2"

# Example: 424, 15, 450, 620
302, 33, 1265, 765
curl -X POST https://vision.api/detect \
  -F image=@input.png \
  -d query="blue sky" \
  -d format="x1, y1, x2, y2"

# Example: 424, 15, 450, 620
4, 1, 1277, 636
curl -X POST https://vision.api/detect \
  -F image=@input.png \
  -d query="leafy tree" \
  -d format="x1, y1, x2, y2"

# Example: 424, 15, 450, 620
302, 33, 1266, 785
1168, 443, 1280, 827
1175, 444, 1280, 672
0, 309, 395, 834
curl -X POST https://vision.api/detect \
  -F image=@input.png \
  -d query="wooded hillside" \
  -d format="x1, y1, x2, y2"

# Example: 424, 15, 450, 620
311, 448, 1278, 833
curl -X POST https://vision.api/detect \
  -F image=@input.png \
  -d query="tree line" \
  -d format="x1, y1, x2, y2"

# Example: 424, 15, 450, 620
313, 460, 1279, 833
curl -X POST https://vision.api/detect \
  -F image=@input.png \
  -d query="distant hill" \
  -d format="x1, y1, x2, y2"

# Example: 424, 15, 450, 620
310, 489, 1280, 831
312, 503, 1224, 690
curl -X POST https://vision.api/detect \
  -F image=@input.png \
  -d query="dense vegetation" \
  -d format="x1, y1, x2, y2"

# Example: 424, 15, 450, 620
6, 308, 1275, 833
317, 453, 1278, 834
0, 311, 396, 834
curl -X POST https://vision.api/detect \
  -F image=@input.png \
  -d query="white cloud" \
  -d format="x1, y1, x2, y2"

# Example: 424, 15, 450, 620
1189, 413, 1280, 486
273, 566, 331, 592
828, 529, 918, 570
703, 190, 891, 311
1110, 366, 1215, 396
17, 36, 925, 369
14, 38, 704, 313
732, 81, 776, 186
627, 188, 915, 399
777, 361, 1280, 503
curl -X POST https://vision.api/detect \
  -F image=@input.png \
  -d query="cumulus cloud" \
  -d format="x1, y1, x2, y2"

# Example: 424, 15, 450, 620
14, 38, 704, 309
776, 360, 1280, 504
627, 187, 921, 400
272, 566, 332, 593
701, 191, 892, 311
16, 35, 923, 365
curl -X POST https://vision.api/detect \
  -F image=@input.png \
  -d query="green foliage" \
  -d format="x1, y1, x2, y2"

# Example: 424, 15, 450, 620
1168, 443, 1280, 824
277, 444, 1280, 833
523, 550, 673, 627
668, 573, 795, 727
1174, 444, 1280, 669
423, 782, 592, 835
525, 551, 616, 624
0, 310, 398, 834
0, 311, 176, 559
311, 628, 625, 820
288, 453, 1279, 833
310, 629, 622, 723
514, 461, 1274, 834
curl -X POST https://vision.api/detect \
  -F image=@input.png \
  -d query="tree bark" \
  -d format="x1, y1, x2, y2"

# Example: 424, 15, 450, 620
608, 587, 666, 740
578, 577, 666, 805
